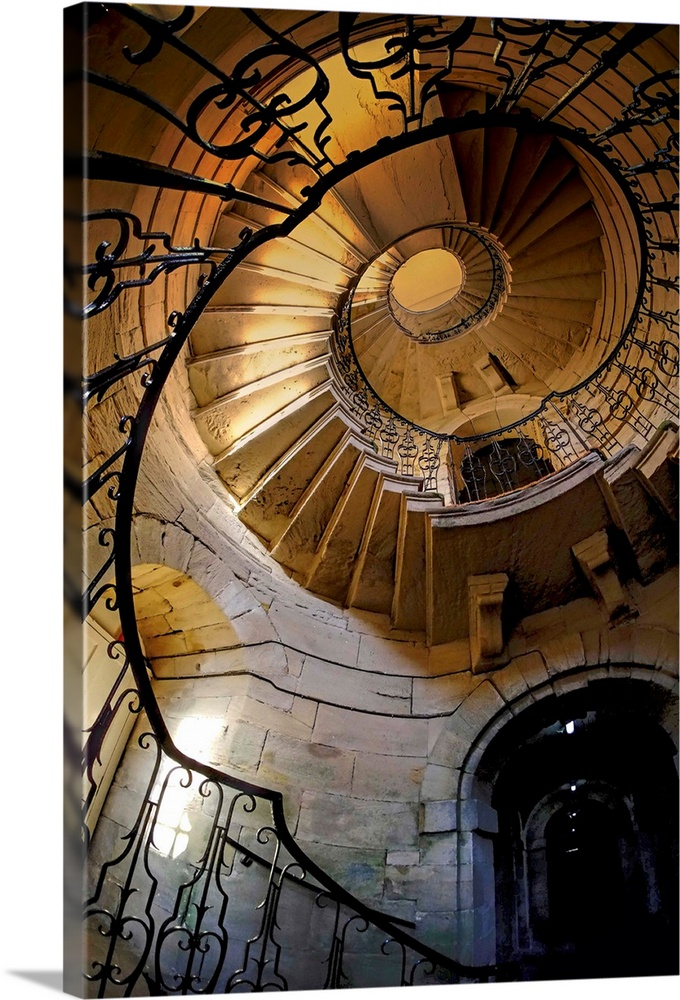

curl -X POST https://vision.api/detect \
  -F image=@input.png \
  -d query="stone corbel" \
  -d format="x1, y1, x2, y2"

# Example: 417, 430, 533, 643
468, 573, 510, 674
572, 530, 631, 622
474, 354, 514, 395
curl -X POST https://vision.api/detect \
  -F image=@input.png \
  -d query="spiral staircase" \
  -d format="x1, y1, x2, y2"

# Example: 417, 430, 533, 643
67, 6, 679, 995
182, 45, 677, 643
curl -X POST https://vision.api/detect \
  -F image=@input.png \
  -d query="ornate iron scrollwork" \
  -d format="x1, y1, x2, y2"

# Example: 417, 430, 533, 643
68, 210, 234, 318
338, 13, 476, 130
74, 10, 677, 994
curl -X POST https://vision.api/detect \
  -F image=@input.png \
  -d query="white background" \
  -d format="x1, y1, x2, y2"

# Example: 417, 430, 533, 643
1, 0, 676, 997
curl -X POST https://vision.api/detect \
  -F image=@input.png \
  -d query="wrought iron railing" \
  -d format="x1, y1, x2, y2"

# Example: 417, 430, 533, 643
84, 723, 497, 996
69, 6, 677, 993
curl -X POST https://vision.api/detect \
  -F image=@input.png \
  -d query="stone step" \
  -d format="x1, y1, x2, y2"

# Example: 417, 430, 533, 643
500, 144, 577, 241
346, 476, 404, 615
201, 371, 332, 461
392, 493, 445, 632
306, 457, 390, 603
189, 307, 331, 357
253, 170, 375, 263
208, 263, 338, 309
509, 271, 604, 301
214, 211, 357, 283
188, 336, 330, 410
480, 125, 520, 231
439, 88, 489, 223
361, 332, 406, 388
486, 313, 572, 372
237, 406, 348, 544
490, 132, 558, 237
510, 202, 605, 263
269, 434, 368, 576
221, 393, 340, 507
192, 354, 331, 420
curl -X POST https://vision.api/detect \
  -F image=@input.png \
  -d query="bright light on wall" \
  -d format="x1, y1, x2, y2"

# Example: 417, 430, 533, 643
151, 716, 225, 859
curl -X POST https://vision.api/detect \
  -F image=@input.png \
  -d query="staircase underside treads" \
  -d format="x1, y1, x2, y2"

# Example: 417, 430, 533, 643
272, 442, 362, 575
307, 462, 383, 603
181, 62, 660, 628
350, 486, 402, 614
190, 339, 330, 409
197, 365, 330, 455
238, 412, 349, 543
218, 391, 338, 503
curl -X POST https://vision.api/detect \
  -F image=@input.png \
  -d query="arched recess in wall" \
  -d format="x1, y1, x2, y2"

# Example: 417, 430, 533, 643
461, 669, 679, 980
84, 559, 266, 838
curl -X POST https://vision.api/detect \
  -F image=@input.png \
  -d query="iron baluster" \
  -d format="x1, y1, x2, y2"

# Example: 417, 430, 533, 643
488, 439, 518, 494
152, 785, 229, 995
89, 4, 336, 172
409, 956, 438, 985
225, 827, 299, 991
639, 192, 679, 219
380, 418, 399, 460
636, 301, 679, 335
398, 429, 418, 477
540, 23, 664, 123
567, 398, 618, 455
82, 336, 176, 406
352, 388, 369, 417
83, 528, 117, 620
84, 731, 166, 996
516, 428, 550, 477
646, 236, 680, 255
645, 272, 679, 295
85, 801, 158, 997
592, 68, 679, 142
381, 937, 408, 986
333, 915, 370, 989
83, 415, 134, 504
461, 445, 488, 502
629, 336, 679, 379
491, 21, 616, 114
612, 360, 679, 419
315, 893, 346, 990
364, 404, 383, 443
338, 14, 476, 131
82, 641, 142, 820
491, 20, 560, 112
623, 138, 679, 179
418, 437, 442, 492
536, 413, 579, 469
592, 375, 657, 439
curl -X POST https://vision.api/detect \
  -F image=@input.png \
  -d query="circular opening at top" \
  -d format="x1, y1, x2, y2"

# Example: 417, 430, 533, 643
391, 248, 464, 313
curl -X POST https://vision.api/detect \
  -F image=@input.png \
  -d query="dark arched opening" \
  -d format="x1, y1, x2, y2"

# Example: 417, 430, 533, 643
459, 436, 554, 502
545, 796, 628, 952
483, 677, 678, 980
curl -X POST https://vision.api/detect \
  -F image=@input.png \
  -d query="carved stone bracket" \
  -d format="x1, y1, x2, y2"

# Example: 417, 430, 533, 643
468, 573, 510, 674
571, 530, 631, 622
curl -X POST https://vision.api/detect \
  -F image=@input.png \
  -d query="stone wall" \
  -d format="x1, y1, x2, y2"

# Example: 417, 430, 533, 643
89, 495, 679, 967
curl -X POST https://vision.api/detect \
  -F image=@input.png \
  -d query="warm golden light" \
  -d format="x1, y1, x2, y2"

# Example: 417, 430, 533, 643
391, 249, 465, 313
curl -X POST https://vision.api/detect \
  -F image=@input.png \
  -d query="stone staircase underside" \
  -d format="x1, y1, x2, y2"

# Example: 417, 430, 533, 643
184, 75, 677, 645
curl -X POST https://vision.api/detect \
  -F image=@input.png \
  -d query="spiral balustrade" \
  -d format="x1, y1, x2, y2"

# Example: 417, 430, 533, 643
68, 6, 678, 994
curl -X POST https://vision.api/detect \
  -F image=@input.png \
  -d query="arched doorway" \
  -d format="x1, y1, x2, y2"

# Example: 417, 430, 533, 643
546, 796, 627, 948
480, 677, 678, 980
